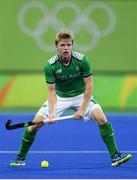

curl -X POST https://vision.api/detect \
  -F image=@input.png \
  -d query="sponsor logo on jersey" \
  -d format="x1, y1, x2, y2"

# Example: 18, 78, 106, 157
56, 69, 62, 74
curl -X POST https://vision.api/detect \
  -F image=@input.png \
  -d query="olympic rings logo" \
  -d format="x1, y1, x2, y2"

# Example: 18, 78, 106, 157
18, 1, 116, 52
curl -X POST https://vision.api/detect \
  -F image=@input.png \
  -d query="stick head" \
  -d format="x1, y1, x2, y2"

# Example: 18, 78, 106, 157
5, 120, 12, 130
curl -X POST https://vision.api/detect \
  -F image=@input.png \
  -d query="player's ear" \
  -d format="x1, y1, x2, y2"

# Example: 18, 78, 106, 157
55, 41, 58, 47
72, 40, 74, 45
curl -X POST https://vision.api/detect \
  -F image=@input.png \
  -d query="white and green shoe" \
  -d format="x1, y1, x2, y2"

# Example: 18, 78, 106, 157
10, 155, 25, 166
111, 152, 132, 167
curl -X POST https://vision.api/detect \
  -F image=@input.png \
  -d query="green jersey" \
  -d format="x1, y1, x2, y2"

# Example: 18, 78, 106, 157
44, 51, 92, 97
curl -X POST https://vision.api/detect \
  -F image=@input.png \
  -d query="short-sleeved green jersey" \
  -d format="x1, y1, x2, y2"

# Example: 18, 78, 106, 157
44, 51, 92, 97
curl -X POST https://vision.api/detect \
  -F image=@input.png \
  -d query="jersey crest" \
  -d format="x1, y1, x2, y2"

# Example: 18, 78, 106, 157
48, 54, 59, 65
72, 51, 84, 60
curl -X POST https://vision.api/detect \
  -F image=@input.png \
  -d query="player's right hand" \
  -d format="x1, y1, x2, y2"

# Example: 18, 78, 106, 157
48, 114, 57, 125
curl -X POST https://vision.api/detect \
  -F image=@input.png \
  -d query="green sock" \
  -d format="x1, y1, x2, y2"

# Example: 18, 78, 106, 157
18, 128, 37, 160
99, 122, 118, 158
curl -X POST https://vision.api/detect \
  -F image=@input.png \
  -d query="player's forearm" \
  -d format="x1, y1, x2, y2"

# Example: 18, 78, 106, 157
81, 76, 94, 110
48, 91, 57, 115
47, 84, 57, 116
81, 84, 93, 109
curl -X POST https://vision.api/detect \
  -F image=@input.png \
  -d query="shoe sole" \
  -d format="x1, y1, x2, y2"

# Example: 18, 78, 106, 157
10, 162, 25, 166
111, 154, 132, 167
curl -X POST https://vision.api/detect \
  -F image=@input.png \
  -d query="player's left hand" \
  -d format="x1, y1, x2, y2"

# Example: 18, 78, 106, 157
74, 107, 86, 120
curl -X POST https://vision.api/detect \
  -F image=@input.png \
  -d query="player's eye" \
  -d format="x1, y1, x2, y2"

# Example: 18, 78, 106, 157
60, 44, 65, 47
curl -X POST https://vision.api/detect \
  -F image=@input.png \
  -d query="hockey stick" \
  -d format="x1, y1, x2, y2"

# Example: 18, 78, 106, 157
5, 115, 74, 130
5, 115, 89, 130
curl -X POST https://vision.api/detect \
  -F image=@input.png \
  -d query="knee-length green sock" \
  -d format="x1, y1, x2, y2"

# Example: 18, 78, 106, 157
99, 122, 118, 158
18, 128, 37, 160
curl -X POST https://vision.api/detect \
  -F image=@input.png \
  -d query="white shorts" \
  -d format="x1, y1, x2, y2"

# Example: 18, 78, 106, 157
36, 94, 101, 119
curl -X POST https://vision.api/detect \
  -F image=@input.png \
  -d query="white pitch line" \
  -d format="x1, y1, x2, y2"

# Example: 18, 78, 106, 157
0, 150, 137, 154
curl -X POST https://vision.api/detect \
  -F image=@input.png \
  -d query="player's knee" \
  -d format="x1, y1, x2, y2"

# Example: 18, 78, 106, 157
29, 115, 44, 132
91, 108, 107, 125
29, 123, 43, 132
97, 115, 107, 125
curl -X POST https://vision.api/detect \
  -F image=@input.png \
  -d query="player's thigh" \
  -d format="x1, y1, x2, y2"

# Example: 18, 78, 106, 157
35, 101, 49, 120
87, 99, 107, 125
36, 99, 71, 119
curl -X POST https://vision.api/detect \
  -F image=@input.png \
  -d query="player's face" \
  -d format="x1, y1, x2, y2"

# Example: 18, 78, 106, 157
56, 38, 73, 60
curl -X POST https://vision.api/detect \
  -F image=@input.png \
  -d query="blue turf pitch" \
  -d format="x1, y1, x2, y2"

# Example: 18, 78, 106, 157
0, 112, 137, 179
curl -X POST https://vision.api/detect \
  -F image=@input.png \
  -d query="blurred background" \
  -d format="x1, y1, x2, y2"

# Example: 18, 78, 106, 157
0, 0, 137, 112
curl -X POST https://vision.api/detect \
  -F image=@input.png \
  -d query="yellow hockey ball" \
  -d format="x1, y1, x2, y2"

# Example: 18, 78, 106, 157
41, 160, 49, 168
